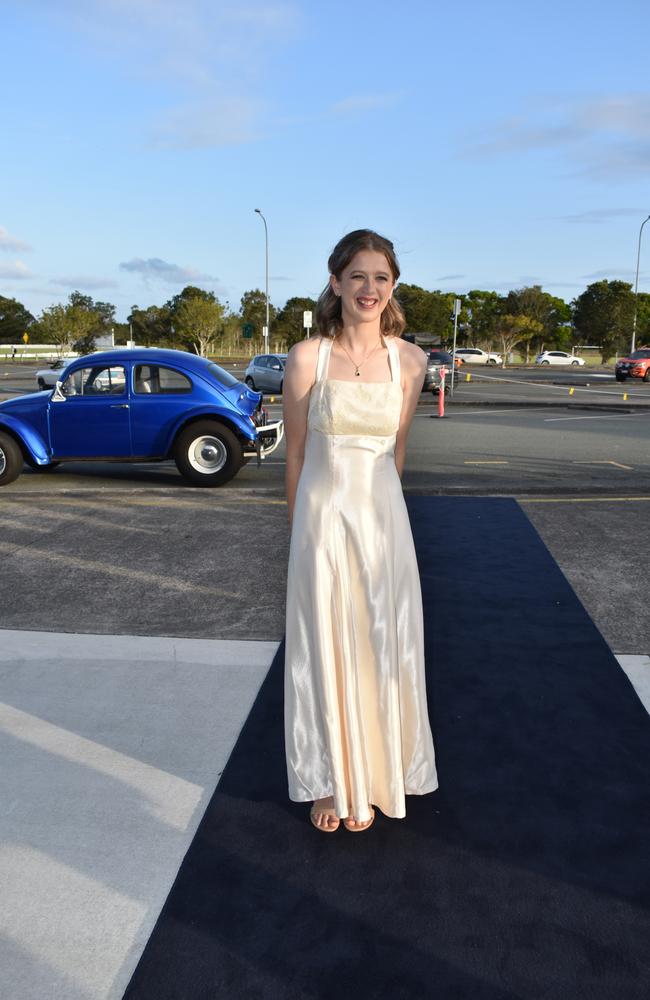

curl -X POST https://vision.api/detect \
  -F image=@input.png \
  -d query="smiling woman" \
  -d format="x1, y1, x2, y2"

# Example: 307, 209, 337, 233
283, 229, 438, 835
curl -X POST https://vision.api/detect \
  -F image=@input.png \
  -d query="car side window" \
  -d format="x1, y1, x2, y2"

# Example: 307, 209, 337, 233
61, 365, 126, 397
257, 356, 269, 368
134, 365, 192, 394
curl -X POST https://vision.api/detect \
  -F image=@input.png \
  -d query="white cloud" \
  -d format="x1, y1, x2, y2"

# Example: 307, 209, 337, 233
559, 208, 649, 224
50, 275, 119, 290
0, 227, 32, 253
151, 96, 269, 149
462, 94, 650, 180
328, 93, 403, 116
119, 257, 217, 285
0, 260, 34, 280
33, 1, 302, 149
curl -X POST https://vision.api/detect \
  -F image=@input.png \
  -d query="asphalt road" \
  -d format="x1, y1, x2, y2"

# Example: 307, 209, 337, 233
1, 360, 649, 654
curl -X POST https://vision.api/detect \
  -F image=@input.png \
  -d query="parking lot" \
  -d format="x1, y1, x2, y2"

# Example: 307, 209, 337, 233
1, 359, 649, 653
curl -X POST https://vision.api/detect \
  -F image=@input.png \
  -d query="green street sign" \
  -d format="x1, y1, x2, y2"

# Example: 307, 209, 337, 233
242, 322, 255, 339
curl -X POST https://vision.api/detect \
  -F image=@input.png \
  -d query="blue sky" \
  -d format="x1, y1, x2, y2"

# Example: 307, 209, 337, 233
2, 0, 649, 322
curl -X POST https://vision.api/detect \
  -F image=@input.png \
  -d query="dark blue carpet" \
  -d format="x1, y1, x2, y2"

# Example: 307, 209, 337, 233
123, 497, 650, 1000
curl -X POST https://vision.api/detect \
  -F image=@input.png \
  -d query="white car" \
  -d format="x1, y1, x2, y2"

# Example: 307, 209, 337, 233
535, 351, 585, 367
35, 358, 75, 390
454, 347, 503, 366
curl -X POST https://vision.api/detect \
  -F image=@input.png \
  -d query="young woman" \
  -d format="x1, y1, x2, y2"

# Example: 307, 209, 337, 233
283, 229, 438, 833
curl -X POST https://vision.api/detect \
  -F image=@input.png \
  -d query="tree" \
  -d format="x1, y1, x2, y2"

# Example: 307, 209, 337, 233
495, 314, 543, 366
572, 280, 635, 363
128, 304, 172, 346
174, 295, 225, 356
274, 296, 317, 348
240, 289, 276, 352
31, 304, 71, 354
464, 290, 504, 348
504, 285, 571, 360
0, 296, 34, 344
394, 284, 455, 341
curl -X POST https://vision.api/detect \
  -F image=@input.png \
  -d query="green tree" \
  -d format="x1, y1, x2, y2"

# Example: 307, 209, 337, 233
465, 290, 504, 349
496, 314, 543, 366
572, 280, 635, 363
505, 285, 571, 359
395, 284, 454, 341
32, 304, 71, 354
274, 296, 317, 349
128, 304, 172, 346
174, 295, 225, 356
0, 296, 34, 344
240, 289, 276, 352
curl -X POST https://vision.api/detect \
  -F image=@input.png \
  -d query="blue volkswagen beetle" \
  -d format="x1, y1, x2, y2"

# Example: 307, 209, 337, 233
0, 348, 284, 487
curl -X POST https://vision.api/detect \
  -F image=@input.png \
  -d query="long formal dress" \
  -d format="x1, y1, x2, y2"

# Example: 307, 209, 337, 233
284, 333, 438, 822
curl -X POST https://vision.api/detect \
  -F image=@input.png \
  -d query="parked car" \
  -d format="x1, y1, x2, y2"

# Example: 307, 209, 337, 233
535, 351, 585, 366
0, 348, 283, 487
615, 348, 650, 382
454, 347, 503, 366
35, 357, 75, 389
423, 350, 460, 393
244, 353, 288, 393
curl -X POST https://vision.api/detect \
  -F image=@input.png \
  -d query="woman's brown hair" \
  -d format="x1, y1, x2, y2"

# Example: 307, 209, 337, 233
315, 229, 406, 339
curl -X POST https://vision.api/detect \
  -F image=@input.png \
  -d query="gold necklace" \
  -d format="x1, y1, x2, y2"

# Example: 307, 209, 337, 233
335, 336, 384, 376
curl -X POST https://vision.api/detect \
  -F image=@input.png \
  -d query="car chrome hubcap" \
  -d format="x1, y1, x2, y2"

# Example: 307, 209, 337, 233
0, 449, 5, 476
188, 435, 227, 474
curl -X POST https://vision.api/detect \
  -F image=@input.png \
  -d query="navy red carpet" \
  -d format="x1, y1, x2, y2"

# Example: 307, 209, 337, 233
123, 497, 650, 999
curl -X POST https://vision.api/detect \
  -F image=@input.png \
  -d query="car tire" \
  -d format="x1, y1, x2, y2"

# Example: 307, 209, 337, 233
541, 360, 550, 365
0, 431, 23, 486
245, 376, 256, 389
644, 369, 650, 383
173, 421, 243, 487
615, 374, 627, 382
571, 360, 580, 366
487, 359, 497, 365
37, 378, 47, 389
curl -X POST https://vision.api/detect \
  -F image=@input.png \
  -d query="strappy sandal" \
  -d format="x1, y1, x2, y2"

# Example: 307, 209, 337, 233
343, 806, 375, 833
309, 800, 341, 833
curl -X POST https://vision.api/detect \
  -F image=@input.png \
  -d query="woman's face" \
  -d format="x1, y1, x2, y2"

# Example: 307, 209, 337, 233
330, 249, 395, 324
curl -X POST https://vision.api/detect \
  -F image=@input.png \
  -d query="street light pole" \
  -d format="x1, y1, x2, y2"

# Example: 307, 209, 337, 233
631, 213, 650, 354
254, 208, 269, 353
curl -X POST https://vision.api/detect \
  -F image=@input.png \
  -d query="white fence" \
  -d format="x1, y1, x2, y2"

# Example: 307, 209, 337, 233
0, 345, 78, 361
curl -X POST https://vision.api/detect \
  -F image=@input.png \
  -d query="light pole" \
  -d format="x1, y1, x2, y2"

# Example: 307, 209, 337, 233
631, 213, 650, 354
254, 208, 269, 353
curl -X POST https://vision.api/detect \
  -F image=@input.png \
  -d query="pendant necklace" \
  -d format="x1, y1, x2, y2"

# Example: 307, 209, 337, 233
336, 336, 383, 376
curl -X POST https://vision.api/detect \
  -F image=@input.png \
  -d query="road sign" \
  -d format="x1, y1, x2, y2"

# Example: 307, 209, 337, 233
304, 310, 312, 329
242, 322, 254, 339
22, 332, 29, 344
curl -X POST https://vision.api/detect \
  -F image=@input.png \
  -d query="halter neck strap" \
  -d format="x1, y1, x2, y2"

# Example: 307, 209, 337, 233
316, 334, 400, 384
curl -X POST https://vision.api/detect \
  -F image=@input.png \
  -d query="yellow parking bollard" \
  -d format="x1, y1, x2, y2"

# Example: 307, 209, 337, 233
466, 372, 471, 382
623, 392, 628, 401
569, 387, 575, 396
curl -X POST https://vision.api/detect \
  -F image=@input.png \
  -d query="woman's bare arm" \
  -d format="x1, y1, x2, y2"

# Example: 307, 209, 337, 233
282, 338, 319, 527
394, 341, 427, 480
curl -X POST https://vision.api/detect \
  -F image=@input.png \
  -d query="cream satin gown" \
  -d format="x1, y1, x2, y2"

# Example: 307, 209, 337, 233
284, 333, 438, 823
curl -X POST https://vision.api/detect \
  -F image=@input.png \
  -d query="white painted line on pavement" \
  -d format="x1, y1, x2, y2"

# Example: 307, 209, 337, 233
615, 655, 650, 715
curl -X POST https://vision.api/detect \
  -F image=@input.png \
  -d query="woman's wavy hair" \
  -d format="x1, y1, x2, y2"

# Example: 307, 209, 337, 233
315, 229, 406, 339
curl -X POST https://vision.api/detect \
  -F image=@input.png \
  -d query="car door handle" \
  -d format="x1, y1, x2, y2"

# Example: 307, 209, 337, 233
110, 403, 130, 409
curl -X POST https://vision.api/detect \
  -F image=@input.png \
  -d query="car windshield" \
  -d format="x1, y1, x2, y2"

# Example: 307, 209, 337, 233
429, 352, 453, 362
630, 350, 650, 359
206, 362, 240, 388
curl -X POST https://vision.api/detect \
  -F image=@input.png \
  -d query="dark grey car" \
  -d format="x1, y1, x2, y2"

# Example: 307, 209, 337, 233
244, 354, 288, 393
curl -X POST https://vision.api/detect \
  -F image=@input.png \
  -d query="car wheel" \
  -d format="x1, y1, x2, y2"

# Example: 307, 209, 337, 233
0, 431, 23, 486
37, 378, 46, 389
245, 376, 256, 389
571, 360, 580, 366
487, 359, 497, 365
173, 421, 243, 487
541, 360, 550, 365
644, 369, 650, 383
615, 374, 627, 382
